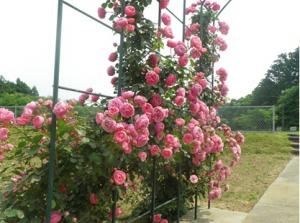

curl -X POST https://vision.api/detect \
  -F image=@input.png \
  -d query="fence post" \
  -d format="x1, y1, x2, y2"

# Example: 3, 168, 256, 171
111, 189, 117, 223
272, 105, 275, 132
150, 157, 157, 221
176, 165, 181, 223
45, 0, 63, 222
194, 187, 198, 219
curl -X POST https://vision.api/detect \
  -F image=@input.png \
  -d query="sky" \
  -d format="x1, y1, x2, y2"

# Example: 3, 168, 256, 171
0, 0, 299, 101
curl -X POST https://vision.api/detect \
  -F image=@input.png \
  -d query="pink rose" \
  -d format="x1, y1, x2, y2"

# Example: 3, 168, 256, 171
101, 117, 117, 133
161, 148, 173, 159
124, 6, 136, 17
108, 52, 118, 62
167, 40, 177, 48
208, 25, 217, 33
120, 103, 135, 118
149, 54, 160, 67
153, 214, 161, 222
176, 87, 186, 96
114, 130, 128, 143
214, 159, 223, 170
107, 65, 115, 76
161, 13, 171, 25
160, 0, 169, 9
138, 151, 147, 162
162, 26, 174, 39
211, 2, 220, 11
135, 114, 150, 129
121, 91, 134, 99
50, 211, 62, 223
149, 145, 161, 156
154, 66, 161, 74
22, 108, 33, 118
174, 96, 185, 106
218, 21, 229, 35
95, 112, 104, 125
53, 101, 69, 119
134, 95, 147, 106
89, 193, 99, 205
108, 106, 119, 117
189, 174, 198, 184
154, 122, 165, 134
98, 7, 106, 19
145, 71, 160, 86
114, 17, 128, 31
112, 169, 127, 185
0, 128, 9, 141
190, 23, 200, 32
190, 36, 202, 50
150, 94, 163, 107
179, 54, 188, 67
126, 24, 135, 32
32, 116, 44, 129
183, 133, 193, 144
135, 134, 149, 148
111, 77, 118, 85
216, 67, 228, 82
165, 74, 177, 87
15, 116, 30, 126
152, 107, 166, 122
127, 18, 135, 24
141, 103, 154, 114
25, 101, 37, 111
174, 43, 186, 56
160, 219, 168, 223
91, 95, 100, 102
175, 118, 185, 126
0, 108, 14, 124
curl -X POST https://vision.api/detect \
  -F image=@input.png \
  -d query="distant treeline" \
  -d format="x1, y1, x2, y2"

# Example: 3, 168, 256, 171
226, 48, 299, 129
0, 75, 39, 106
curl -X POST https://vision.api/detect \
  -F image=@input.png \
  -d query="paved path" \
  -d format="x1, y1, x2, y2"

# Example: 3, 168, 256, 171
243, 156, 299, 223
180, 157, 299, 223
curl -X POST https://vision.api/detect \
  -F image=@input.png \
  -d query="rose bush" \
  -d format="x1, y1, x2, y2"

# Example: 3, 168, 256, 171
0, 0, 244, 222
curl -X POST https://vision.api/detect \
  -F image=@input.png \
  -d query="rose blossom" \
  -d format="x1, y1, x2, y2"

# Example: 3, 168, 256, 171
124, 6, 136, 17
183, 133, 193, 144
138, 151, 147, 162
114, 17, 128, 31
160, 0, 169, 9
112, 169, 127, 185
0, 128, 9, 141
167, 40, 177, 48
134, 95, 148, 106
163, 26, 174, 39
150, 94, 163, 107
179, 54, 188, 67
216, 67, 228, 82
121, 91, 134, 99
135, 114, 150, 129
161, 148, 173, 159
90, 193, 99, 205
101, 117, 117, 133
135, 134, 149, 148
114, 130, 128, 143
189, 174, 198, 184
174, 96, 185, 106
107, 65, 115, 76
95, 112, 104, 125
152, 107, 166, 122
120, 103, 135, 118
165, 74, 177, 87
32, 116, 44, 129
108, 52, 118, 62
190, 36, 202, 50
174, 43, 186, 56
50, 211, 62, 223
175, 118, 185, 126
218, 21, 229, 35
149, 145, 161, 156
153, 214, 161, 222
145, 71, 160, 86
98, 7, 106, 19
53, 101, 69, 119
108, 106, 119, 117
160, 219, 168, 223
0, 108, 14, 124
161, 13, 171, 25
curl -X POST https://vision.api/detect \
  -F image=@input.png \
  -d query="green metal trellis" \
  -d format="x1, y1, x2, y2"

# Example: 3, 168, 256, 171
46, 0, 232, 222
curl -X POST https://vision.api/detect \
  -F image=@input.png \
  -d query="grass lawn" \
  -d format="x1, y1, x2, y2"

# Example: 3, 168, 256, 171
203, 132, 293, 212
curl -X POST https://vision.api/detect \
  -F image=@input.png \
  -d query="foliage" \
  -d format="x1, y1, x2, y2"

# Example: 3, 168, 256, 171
0, 93, 38, 107
0, 1, 244, 223
276, 85, 299, 129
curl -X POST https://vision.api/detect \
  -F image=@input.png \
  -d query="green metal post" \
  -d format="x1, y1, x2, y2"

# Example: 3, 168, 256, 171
182, 0, 186, 41
45, 0, 63, 222
150, 157, 157, 221
117, 0, 126, 96
111, 189, 117, 223
176, 165, 181, 223
194, 189, 198, 219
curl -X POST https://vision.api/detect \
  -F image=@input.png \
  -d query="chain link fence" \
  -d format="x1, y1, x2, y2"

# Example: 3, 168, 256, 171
217, 105, 275, 131
0, 105, 24, 117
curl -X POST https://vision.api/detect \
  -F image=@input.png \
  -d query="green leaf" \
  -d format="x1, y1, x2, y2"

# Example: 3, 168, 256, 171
16, 210, 24, 219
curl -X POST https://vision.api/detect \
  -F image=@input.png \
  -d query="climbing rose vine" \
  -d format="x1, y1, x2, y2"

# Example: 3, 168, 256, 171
0, 0, 244, 222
